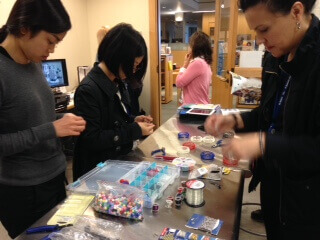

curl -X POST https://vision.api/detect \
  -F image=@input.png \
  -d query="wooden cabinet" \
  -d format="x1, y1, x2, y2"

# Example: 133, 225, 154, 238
160, 54, 173, 103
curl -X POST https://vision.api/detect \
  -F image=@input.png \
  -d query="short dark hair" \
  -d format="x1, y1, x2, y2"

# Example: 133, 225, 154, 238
189, 31, 213, 65
239, 0, 316, 14
98, 23, 148, 82
0, 0, 71, 43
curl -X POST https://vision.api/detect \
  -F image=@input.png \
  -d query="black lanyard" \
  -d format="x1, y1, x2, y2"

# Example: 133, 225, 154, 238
268, 74, 291, 134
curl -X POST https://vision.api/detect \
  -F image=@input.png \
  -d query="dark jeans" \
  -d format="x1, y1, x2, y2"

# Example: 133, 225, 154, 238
0, 172, 66, 239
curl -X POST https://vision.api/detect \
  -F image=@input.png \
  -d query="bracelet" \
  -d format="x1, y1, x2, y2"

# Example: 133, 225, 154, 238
232, 114, 238, 130
259, 130, 264, 156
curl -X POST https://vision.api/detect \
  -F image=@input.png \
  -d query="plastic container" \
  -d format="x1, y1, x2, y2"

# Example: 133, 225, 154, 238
223, 152, 239, 167
182, 141, 196, 151
202, 136, 216, 146
178, 132, 190, 142
177, 146, 190, 158
200, 151, 215, 163
66, 160, 180, 208
190, 136, 202, 143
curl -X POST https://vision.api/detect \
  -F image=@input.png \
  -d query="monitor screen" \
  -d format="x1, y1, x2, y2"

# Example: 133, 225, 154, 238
42, 59, 69, 88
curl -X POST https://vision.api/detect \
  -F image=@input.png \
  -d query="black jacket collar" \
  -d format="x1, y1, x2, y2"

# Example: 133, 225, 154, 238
281, 15, 320, 77
88, 65, 118, 99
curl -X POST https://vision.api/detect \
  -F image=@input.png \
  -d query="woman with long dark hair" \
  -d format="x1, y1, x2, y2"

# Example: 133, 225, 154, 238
176, 31, 213, 105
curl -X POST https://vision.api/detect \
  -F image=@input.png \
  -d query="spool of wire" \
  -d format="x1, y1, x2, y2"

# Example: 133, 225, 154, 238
185, 179, 205, 207
182, 141, 196, 151
177, 146, 190, 158
200, 151, 215, 163
178, 132, 190, 141
152, 203, 159, 213
172, 158, 196, 172
202, 136, 215, 145
190, 136, 202, 143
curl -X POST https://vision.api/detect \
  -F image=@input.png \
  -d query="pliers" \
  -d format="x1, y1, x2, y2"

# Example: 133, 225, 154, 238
26, 224, 72, 234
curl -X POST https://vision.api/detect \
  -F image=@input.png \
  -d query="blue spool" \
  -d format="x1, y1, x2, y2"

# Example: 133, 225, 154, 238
200, 151, 215, 162
178, 132, 190, 139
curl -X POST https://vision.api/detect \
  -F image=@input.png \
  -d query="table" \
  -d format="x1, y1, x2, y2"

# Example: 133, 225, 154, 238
17, 116, 247, 240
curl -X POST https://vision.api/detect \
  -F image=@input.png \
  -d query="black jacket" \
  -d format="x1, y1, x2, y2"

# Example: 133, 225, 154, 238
240, 15, 320, 237
73, 66, 142, 179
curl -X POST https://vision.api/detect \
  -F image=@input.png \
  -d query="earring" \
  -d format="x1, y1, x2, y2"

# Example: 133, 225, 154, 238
296, 22, 301, 30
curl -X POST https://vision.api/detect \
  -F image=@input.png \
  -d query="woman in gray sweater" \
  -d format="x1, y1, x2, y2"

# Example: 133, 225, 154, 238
0, 0, 86, 238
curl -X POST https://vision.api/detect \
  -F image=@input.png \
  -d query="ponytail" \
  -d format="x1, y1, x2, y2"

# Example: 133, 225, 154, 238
0, 24, 8, 43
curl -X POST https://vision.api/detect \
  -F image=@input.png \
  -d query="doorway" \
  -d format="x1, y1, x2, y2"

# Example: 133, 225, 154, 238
159, 0, 215, 124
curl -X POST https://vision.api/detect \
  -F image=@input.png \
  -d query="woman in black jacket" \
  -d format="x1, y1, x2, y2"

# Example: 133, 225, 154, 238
205, 0, 320, 239
73, 23, 154, 180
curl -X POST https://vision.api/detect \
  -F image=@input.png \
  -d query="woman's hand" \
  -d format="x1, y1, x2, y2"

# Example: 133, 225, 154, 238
204, 114, 235, 137
137, 122, 155, 136
221, 132, 263, 161
135, 115, 153, 123
183, 52, 192, 68
53, 113, 86, 137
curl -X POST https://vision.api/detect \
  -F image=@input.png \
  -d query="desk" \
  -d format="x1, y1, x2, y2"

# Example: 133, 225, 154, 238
67, 99, 74, 111
17, 116, 246, 240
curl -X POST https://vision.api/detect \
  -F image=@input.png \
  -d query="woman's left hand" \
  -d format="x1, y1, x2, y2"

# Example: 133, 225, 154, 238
222, 132, 263, 161
183, 52, 192, 68
135, 115, 153, 123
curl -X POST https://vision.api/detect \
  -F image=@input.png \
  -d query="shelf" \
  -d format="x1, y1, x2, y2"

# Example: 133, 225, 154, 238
237, 104, 258, 109
161, 55, 173, 104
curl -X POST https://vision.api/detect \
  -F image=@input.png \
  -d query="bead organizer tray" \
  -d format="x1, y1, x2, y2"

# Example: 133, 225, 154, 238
67, 160, 180, 208
124, 162, 180, 208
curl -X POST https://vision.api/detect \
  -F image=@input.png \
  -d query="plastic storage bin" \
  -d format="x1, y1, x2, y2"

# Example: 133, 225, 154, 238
66, 160, 180, 208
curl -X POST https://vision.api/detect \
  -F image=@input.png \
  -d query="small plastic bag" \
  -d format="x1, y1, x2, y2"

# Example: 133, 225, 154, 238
48, 227, 95, 240
229, 71, 262, 104
188, 163, 219, 179
74, 216, 123, 239
47, 215, 123, 240
92, 180, 144, 220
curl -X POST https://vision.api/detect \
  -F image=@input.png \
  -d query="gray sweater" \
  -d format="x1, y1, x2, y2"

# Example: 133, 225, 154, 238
0, 53, 66, 186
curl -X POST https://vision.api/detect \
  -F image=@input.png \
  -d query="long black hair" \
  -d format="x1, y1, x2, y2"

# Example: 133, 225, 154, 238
0, 0, 71, 43
239, 0, 316, 14
189, 31, 213, 65
98, 23, 148, 83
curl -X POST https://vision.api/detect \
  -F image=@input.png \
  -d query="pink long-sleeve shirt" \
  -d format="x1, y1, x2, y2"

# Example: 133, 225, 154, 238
176, 57, 212, 104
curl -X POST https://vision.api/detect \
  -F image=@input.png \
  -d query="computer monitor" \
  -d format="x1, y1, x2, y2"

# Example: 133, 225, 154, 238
42, 59, 69, 88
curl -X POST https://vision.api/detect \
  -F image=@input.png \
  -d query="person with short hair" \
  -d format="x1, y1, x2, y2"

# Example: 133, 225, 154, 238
176, 31, 213, 105
0, 0, 86, 238
205, 0, 320, 238
73, 23, 154, 180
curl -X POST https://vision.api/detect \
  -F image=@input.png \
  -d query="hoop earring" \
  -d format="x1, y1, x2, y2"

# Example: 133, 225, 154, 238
296, 22, 301, 30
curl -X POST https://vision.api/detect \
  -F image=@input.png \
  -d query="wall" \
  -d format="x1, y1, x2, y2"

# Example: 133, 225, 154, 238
314, 0, 320, 18
0, 0, 15, 22
86, 0, 151, 114
54, 0, 91, 91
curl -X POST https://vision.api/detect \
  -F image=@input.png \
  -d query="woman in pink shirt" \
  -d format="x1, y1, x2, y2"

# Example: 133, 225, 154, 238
176, 31, 212, 105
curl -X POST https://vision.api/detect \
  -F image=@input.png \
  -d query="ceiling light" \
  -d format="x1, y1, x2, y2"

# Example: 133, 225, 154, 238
175, 12, 183, 22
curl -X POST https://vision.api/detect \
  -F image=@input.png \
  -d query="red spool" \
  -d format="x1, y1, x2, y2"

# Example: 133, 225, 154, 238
182, 141, 196, 151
